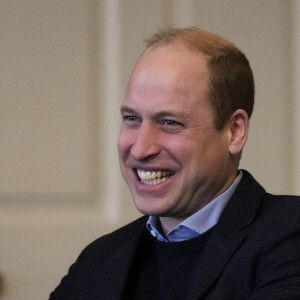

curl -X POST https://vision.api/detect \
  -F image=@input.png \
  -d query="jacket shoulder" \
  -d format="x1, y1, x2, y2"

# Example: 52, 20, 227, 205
258, 193, 300, 224
49, 216, 148, 299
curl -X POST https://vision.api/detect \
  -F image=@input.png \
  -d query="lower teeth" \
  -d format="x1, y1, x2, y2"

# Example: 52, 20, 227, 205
141, 177, 167, 185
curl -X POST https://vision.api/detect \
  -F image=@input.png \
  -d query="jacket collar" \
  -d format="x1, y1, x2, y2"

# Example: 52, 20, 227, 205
186, 170, 266, 299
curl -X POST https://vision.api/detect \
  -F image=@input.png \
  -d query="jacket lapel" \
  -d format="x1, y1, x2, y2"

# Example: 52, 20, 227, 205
187, 170, 265, 299
186, 228, 246, 299
88, 217, 148, 299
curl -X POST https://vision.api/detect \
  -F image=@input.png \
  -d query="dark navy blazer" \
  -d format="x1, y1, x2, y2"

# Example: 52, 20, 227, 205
50, 171, 300, 299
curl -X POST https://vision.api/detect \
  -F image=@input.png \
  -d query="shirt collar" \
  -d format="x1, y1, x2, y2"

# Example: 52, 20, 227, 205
146, 171, 243, 242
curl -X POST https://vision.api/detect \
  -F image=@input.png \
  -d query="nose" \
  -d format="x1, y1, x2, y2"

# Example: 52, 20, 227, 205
130, 123, 161, 161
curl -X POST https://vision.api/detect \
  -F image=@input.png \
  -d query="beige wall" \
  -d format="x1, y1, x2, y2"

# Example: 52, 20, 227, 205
0, 1, 299, 299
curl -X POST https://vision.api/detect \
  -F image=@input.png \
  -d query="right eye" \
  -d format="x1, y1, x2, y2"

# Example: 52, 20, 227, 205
121, 115, 141, 127
123, 115, 138, 122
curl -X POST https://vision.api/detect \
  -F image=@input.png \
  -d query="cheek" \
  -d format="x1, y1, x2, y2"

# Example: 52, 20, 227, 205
163, 137, 196, 166
166, 135, 217, 170
117, 129, 133, 156
203, 137, 230, 168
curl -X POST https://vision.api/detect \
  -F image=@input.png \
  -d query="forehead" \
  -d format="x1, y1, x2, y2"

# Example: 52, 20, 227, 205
132, 45, 207, 86
123, 45, 210, 113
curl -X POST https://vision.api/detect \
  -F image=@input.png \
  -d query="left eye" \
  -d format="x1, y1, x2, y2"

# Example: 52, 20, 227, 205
159, 119, 184, 133
163, 120, 180, 126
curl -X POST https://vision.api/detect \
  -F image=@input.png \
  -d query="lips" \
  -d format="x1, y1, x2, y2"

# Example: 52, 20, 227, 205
136, 169, 174, 185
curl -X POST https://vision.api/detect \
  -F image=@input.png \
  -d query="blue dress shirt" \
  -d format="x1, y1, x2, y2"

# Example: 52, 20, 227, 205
146, 171, 243, 242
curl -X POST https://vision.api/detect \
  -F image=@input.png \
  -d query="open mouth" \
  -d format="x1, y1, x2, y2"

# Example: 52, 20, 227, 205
136, 169, 174, 185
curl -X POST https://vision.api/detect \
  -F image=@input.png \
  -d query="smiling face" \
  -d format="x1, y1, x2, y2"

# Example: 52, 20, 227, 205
118, 44, 240, 223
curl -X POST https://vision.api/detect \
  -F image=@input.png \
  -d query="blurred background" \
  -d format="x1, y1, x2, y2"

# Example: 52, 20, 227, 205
0, 0, 300, 299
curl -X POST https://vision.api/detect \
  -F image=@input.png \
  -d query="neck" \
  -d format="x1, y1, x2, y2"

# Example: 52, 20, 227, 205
158, 170, 240, 237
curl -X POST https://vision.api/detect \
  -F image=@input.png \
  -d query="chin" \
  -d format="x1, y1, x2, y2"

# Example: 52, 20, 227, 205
133, 199, 167, 216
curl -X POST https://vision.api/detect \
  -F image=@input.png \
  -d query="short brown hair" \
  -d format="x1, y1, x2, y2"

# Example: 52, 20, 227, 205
145, 27, 254, 129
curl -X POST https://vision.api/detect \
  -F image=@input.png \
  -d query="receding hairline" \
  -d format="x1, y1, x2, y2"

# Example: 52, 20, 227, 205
144, 27, 237, 58
142, 26, 255, 130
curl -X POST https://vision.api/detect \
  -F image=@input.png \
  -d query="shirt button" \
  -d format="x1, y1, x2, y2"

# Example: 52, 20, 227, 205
150, 230, 157, 237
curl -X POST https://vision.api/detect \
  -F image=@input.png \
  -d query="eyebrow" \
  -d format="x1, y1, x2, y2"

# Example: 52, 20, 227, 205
120, 106, 137, 115
120, 105, 187, 119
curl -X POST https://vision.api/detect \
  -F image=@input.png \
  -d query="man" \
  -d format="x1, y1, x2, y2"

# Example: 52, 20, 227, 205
50, 27, 300, 299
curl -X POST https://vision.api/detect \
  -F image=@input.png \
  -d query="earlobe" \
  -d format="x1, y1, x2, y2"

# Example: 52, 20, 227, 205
228, 109, 249, 155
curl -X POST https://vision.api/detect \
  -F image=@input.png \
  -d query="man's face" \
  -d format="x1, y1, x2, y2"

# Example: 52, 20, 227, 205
118, 45, 236, 220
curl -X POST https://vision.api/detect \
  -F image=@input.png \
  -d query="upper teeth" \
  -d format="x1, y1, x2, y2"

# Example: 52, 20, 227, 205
137, 170, 173, 181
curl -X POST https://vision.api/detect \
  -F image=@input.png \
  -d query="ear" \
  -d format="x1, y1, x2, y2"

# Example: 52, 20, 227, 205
227, 109, 249, 155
